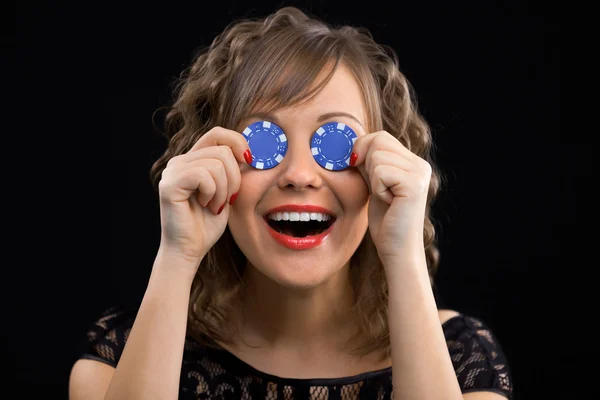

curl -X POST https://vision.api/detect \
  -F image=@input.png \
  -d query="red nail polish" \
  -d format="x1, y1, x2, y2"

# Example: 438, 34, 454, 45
218, 203, 225, 215
229, 192, 238, 205
243, 149, 252, 165
350, 152, 358, 167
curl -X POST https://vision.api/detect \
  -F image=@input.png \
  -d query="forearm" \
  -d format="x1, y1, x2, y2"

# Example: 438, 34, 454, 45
384, 250, 463, 400
104, 250, 198, 400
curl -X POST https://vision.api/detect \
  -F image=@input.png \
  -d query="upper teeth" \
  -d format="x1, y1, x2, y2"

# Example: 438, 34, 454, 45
267, 212, 332, 222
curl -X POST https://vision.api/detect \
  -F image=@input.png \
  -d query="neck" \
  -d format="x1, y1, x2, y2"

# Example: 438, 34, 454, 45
236, 261, 357, 352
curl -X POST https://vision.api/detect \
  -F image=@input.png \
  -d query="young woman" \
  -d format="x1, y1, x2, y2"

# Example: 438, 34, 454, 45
69, 7, 513, 400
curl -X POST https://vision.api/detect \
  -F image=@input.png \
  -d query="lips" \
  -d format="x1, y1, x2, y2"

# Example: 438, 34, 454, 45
263, 218, 336, 250
262, 204, 337, 250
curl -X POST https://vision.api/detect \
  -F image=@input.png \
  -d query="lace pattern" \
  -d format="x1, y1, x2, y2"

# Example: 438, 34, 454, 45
79, 306, 513, 399
444, 316, 513, 397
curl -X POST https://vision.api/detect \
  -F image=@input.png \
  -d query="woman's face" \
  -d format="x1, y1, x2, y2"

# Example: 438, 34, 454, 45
228, 64, 370, 289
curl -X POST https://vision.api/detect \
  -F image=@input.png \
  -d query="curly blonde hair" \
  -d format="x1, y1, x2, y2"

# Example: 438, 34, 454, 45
149, 7, 444, 359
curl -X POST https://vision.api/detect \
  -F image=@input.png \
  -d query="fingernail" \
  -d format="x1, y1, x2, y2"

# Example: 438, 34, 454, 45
229, 192, 238, 205
218, 203, 225, 215
243, 149, 252, 165
350, 152, 358, 167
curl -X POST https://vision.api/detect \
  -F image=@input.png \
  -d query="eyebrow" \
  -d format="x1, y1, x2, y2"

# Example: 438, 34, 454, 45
246, 111, 365, 131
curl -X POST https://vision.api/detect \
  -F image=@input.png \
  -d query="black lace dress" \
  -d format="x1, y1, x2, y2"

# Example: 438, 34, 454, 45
76, 295, 513, 399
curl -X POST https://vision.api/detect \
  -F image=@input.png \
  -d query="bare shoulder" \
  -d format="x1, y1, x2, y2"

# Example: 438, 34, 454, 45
69, 358, 115, 400
438, 309, 462, 325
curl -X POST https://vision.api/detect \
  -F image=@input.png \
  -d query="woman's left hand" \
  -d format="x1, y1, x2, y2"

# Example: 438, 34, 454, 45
351, 131, 432, 263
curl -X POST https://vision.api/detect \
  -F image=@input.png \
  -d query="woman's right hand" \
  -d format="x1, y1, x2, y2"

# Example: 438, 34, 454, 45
156, 126, 250, 269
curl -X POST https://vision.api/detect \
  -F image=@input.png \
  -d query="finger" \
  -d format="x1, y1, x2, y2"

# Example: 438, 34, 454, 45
180, 159, 228, 213
351, 131, 418, 168
370, 165, 407, 205
178, 145, 242, 205
365, 150, 415, 180
188, 126, 252, 165
372, 165, 428, 204
159, 163, 216, 206
354, 146, 415, 197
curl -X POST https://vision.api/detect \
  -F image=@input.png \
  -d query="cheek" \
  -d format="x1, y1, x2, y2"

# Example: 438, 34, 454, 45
228, 169, 274, 233
355, 172, 370, 198
337, 169, 370, 210
228, 173, 261, 245
236, 169, 267, 210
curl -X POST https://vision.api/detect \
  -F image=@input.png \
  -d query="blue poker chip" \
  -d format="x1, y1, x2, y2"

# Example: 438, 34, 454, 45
242, 121, 288, 169
311, 122, 357, 170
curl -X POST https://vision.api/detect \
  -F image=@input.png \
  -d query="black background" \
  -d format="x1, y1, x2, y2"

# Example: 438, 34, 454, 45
12, 0, 569, 399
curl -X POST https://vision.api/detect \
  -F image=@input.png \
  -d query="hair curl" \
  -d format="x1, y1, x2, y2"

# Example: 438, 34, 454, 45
149, 6, 444, 360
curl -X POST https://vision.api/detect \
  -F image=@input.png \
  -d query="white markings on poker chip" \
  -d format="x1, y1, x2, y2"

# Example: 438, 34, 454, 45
311, 147, 319, 155
275, 154, 284, 163
243, 127, 252, 136
325, 162, 334, 170
256, 162, 264, 169
263, 121, 271, 128
316, 127, 325, 135
279, 134, 287, 142
336, 123, 346, 130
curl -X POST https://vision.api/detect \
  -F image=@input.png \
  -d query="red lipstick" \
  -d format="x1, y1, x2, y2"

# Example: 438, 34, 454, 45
264, 219, 335, 250
263, 204, 336, 250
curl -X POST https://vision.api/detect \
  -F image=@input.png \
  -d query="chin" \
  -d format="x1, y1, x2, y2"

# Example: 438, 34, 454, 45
249, 255, 348, 291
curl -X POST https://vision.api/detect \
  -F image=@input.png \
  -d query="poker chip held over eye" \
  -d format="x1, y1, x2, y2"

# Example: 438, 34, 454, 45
311, 122, 357, 170
242, 121, 288, 169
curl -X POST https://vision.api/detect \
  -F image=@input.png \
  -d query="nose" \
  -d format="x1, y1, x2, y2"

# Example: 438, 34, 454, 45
276, 135, 323, 191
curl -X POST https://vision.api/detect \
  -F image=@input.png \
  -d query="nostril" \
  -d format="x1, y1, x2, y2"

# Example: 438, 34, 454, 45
282, 181, 319, 190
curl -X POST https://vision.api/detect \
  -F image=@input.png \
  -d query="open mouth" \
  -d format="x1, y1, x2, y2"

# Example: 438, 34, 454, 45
264, 214, 336, 237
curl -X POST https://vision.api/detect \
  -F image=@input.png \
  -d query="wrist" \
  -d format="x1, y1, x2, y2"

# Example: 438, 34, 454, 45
381, 246, 428, 281
379, 241, 426, 266
152, 246, 202, 284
